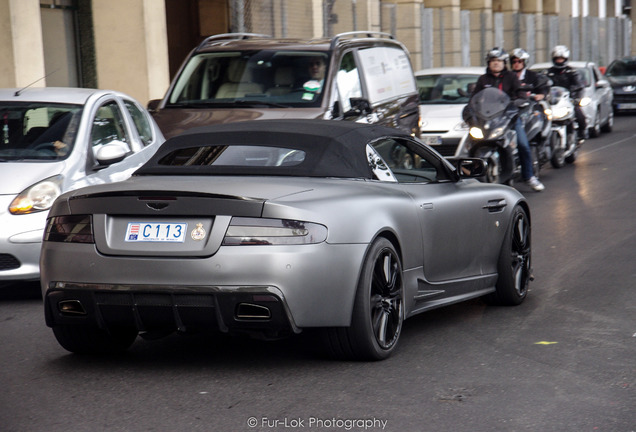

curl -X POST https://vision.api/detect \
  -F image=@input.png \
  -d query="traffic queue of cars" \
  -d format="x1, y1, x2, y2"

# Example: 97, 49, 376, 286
1, 32, 629, 360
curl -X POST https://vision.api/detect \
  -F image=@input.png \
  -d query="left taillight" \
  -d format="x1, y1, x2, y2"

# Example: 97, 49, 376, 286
222, 217, 327, 246
44, 215, 94, 243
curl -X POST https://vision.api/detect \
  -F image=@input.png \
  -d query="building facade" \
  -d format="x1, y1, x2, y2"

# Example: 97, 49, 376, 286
0, 0, 632, 105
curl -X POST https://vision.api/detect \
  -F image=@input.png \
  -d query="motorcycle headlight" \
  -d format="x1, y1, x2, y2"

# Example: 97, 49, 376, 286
551, 106, 572, 120
9, 175, 63, 215
469, 127, 484, 139
579, 97, 592, 107
544, 108, 553, 121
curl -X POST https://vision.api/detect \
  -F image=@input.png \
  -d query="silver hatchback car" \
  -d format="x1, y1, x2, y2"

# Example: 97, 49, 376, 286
0, 87, 164, 282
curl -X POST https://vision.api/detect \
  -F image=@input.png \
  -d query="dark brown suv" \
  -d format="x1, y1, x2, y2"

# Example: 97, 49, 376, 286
148, 32, 420, 138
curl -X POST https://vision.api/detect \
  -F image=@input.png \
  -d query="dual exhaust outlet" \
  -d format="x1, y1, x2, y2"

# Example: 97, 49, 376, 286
58, 299, 272, 320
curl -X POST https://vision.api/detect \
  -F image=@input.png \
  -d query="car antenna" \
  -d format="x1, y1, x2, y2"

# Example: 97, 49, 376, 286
14, 68, 60, 97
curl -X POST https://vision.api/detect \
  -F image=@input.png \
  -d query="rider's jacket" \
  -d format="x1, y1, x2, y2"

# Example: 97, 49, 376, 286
473, 68, 523, 99
546, 66, 584, 98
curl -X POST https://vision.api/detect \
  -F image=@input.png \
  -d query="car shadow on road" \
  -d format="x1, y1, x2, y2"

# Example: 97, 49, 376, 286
0, 281, 42, 301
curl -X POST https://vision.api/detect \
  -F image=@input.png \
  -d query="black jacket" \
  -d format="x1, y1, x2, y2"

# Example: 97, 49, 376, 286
546, 65, 584, 97
517, 68, 550, 97
472, 68, 524, 99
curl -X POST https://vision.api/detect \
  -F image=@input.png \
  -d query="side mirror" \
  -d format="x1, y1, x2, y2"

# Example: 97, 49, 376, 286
454, 158, 487, 178
95, 140, 129, 166
344, 97, 372, 117
147, 99, 161, 113
596, 79, 610, 89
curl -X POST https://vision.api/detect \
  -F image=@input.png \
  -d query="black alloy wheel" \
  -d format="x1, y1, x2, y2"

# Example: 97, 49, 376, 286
484, 205, 531, 306
322, 238, 404, 361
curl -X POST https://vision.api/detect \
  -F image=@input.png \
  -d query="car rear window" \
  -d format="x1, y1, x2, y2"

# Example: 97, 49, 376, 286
157, 145, 306, 167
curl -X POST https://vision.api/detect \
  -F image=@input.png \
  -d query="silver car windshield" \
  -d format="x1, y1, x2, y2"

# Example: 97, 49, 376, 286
167, 50, 330, 108
0, 103, 82, 161
416, 74, 478, 104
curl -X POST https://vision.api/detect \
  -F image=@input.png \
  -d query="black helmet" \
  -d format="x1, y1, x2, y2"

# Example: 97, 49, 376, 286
510, 48, 530, 66
485, 47, 509, 64
551, 45, 570, 68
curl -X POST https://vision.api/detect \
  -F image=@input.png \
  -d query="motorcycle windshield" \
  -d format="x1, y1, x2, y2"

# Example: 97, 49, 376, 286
549, 86, 569, 101
469, 87, 510, 120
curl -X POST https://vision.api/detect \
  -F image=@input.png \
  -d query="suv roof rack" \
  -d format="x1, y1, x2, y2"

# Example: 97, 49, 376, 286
330, 31, 394, 49
196, 33, 272, 51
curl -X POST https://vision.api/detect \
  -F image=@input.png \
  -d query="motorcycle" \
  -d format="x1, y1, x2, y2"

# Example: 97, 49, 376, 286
546, 85, 581, 167
461, 87, 524, 184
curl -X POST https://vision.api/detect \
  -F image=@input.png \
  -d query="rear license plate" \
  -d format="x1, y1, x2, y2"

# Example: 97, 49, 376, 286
125, 222, 187, 242
421, 135, 442, 145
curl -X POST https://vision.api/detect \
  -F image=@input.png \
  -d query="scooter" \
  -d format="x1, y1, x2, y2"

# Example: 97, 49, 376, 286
546, 86, 581, 168
461, 87, 523, 184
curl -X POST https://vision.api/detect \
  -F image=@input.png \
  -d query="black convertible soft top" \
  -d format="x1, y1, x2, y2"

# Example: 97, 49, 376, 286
135, 119, 413, 178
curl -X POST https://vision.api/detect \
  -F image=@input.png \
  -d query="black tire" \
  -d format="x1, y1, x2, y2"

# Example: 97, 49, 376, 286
601, 110, 614, 133
589, 111, 601, 138
484, 206, 531, 306
52, 324, 137, 354
322, 238, 404, 361
550, 132, 565, 168
565, 148, 578, 164
565, 131, 578, 164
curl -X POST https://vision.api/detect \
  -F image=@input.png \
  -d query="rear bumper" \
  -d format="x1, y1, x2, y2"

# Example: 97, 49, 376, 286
44, 283, 299, 339
41, 241, 369, 328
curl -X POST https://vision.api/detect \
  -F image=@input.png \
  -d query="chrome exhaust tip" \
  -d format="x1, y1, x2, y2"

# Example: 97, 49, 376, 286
58, 300, 87, 316
235, 303, 271, 320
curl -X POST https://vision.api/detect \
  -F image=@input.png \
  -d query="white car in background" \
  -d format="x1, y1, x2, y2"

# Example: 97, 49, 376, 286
0, 87, 164, 283
415, 67, 484, 158
530, 61, 614, 137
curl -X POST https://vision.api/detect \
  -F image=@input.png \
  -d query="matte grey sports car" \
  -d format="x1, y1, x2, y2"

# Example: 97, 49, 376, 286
41, 119, 532, 361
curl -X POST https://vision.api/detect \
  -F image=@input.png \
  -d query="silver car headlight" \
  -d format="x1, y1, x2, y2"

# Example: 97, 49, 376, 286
579, 96, 592, 107
223, 217, 328, 245
454, 121, 469, 131
9, 175, 62, 215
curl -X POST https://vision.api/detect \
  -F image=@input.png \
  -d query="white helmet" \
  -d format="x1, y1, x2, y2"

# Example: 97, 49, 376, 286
551, 45, 570, 68
510, 48, 530, 64
485, 47, 509, 64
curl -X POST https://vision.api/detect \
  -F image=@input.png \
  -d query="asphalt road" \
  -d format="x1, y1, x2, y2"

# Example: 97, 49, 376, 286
1, 116, 635, 432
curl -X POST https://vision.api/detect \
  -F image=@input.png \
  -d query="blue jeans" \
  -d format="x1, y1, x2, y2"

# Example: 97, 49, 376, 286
514, 117, 534, 181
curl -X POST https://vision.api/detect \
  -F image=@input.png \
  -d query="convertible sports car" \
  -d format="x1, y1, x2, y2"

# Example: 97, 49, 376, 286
41, 119, 532, 361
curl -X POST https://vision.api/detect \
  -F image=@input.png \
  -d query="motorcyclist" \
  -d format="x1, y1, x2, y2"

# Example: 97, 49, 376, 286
546, 45, 587, 141
472, 47, 545, 192
510, 48, 550, 101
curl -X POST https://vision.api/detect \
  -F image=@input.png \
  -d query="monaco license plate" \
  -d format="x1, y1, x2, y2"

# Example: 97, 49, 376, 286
421, 135, 442, 145
125, 222, 187, 242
